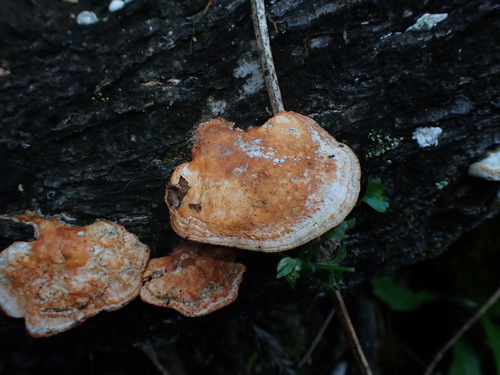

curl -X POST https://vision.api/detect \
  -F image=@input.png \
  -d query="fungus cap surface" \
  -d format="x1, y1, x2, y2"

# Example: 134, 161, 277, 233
0, 213, 150, 337
140, 241, 245, 317
166, 111, 361, 252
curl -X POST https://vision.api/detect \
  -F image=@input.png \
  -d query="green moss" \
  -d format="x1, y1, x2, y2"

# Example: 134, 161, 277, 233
435, 180, 449, 189
365, 131, 404, 158
92, 86, 110, 103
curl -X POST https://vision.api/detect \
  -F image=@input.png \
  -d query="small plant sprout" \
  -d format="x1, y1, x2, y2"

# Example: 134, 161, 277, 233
435, 180, 448, 190
359, 177, 390, 213
276, 219, 356, 289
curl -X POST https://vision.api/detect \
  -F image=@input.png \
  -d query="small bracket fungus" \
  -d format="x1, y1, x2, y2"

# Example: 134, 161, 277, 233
469, 148, 500, 181
0, 213, 150, 337
166, 111, 361, 252
140, 241, 245, 317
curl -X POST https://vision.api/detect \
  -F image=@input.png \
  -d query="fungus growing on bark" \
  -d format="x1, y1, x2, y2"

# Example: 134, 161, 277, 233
166, 111, 361, 252
469, 148, 500, 181
0, 213, 150, 337
140, 241, 245, 317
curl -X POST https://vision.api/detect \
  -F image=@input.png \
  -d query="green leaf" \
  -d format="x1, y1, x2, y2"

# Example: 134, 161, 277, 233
332, 245, 347, 264
276, 257, 302, 287
314, 246, 354, 273
323, 219, 356, 243
448, 338, 482, 375
371, 275, 438, 311
481, 315, 500, 375
276, 257, 302, 278
359, 177, 390, 213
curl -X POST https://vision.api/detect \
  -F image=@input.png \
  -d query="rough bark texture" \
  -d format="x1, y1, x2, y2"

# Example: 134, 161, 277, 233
0, 0, 498, 373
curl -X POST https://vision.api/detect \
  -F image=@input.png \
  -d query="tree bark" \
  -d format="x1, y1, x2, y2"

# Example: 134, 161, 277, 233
0, 0, 498, 372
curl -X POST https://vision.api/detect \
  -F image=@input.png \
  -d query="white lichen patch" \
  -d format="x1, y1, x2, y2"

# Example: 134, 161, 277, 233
76, 11, 99, 25
406, 13, 448, 32
232, 164, 248, 177
233, 57, 264, 98
234, 136, 276, 160
412, 127, 443, 148
310, 36, 332, 49
205, 96, 228, 117
469, 148, 500, 181
109, 0, 125, 12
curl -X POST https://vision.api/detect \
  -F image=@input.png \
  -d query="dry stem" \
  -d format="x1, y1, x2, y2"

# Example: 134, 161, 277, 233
423, 284, 500, 375
334, 290, 374, 375
250, 0, 285, 114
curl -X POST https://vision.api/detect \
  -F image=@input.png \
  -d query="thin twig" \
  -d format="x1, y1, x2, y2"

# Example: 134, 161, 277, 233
298, 306, 336, 367
423, 284, 500, 375
141, 343, 172, 375
334, 290, 374, 375
250, 0, 285, 114
141, 343, 189, 375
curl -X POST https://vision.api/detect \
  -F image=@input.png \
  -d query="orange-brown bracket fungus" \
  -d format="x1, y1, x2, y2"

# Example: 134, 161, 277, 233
140, 241, 245, 317
0, 213, 150, 337
166, 111, 361, 252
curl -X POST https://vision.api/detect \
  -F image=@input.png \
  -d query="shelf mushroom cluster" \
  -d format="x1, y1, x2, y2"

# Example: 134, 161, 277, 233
0, 214, 246, 337
0, 112, 361, 337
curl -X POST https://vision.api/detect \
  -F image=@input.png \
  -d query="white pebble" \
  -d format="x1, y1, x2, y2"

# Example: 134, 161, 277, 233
412, 127, 443, 148
407, 13, 448, 32
76, 11, 99, 26
109, 0, 125, 12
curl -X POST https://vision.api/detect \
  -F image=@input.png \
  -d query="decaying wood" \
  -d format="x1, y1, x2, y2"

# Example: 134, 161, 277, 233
0, 0, 498, 372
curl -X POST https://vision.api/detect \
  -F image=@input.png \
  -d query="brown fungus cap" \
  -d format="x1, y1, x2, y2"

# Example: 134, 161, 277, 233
166, 111, 361, 252
0, 213, 150, 337
140, 241, 245, 317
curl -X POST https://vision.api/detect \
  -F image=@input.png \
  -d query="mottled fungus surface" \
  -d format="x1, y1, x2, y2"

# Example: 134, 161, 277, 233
0, 213, 150, 337
166, 111, 361, 252
140, 241, 245, 317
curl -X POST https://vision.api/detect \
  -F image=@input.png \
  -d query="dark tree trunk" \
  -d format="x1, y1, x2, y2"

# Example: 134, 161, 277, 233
0, 0, 498, 373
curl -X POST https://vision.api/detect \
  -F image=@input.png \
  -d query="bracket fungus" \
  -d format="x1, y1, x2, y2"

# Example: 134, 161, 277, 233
140, 241, 245, 317
0, 213, 150, 337
166, 111, 361, 252
468, 148, 500, 181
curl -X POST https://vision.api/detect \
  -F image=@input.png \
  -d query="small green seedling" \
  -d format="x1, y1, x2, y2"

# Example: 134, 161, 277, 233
359, 176, 390, 213
276, 219, 356, 289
